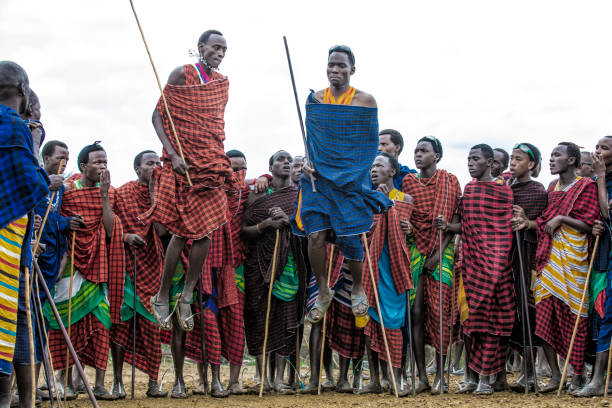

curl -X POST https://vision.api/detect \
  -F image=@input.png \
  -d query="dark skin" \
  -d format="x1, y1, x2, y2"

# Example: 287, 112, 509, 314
110, 152, 167, 398
301, 51, 376, 322
242, 152, 294, 393
577, 152, 594, 179
491, 150, 508, 178
291, 157, 304, 185
400, 141, 455, 392
378, 134, 401, 158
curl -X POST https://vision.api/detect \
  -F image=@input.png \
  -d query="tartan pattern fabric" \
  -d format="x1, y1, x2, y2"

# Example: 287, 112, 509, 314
459, 179, 515, 337
363, 201, 414, 310
48, 313, 110, 370
326, 299, 365, 359
535, 177, 599, 273
536, 296, 588, 374
140, 66, 238, 239
401, 170, 461, 256
110, 317, 162, 380
61, 175, 125, 324
292, 96, 392, 239
365, 321, 403, 368
219, 291, 245, 365
115, 180, 164, 316
466, 332, 509, 376
0, 105, 49, 233
424, 273, 454, 355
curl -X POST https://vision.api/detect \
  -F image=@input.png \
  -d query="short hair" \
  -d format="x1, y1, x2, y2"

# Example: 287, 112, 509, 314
378, 152, 400, 176
133, 150, 157, 170
493, 148, 510, 168
558, 142, 581, 167
328, 45, 355, 67
470, 144, 494, 160
41, 140, 68, 159
269, 150, 292, 166
0, 61, 29, 99
515, 142, 541, 164
198, 30, 223, 44
417, 135, 443, 162
226, 149, 246, 160
379, 129, 404, 154
77, 141, 105, 170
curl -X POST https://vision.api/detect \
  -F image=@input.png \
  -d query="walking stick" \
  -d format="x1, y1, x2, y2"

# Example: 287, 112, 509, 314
33, 260, 100, 408
445, 252, 455, 390
131, 250, 137, 400
64, 232, 75, 402
24, 267, 36, 407
31, 280, 56, 408
259, 229, 281, 397
438, 230, 444, 395
32, 159, 66, 256
128, 0, 192, 186
317, 245, 334, 395
515, 230, 539, 395
557, 234, 599, 396
295, 325, 301, 388
282, 35, 316, 193
406, 285, 416, 395
361, 233, 399, 398
605, 335, 612, 398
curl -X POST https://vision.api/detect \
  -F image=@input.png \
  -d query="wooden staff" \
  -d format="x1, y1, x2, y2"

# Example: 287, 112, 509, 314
282, 35, 316, 193
445, 252, 455, 391
33, 260, 100, 408
438, 230, 444, 395
605, 335, 612, 398
295, 325, 301, 388
317, 245, 334, 395
32, 159, 66, 256
64, 232, 76, 401
131, 250, 137, 400
259, 229, 281, 397
128, 0, 192, 186
361, 233, 399, 398
406, 279, 416, 396
557, 234, 599, 396
24, 266, 36, 406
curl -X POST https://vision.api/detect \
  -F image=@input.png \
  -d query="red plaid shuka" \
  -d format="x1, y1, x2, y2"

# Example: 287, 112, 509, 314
534, 177, 598, 273
364, 200, 414, 368
220, 291, 245, 365
460, 178, 514, 375
140, 65, 239, 239
49, 314, 109, 371
326, 300, 365, 359
401, 170, 461, 256
61, 174, 125, 325
110, 319, 162, 380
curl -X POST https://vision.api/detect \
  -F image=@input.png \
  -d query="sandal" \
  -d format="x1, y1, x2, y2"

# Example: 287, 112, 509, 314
93, 386, 118, 400
307, 289, 334, 324
171, 382, 188, 399
351, 292, 369, 317
145, 383, 168, 398
151, 294, 173, 330
175, 293, 195, 332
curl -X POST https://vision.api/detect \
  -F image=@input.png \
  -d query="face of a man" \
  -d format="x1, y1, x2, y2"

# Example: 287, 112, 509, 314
491, 150, 507, 177
509, 149, 533, 179
370, 155, 395, 186
44, 145, 69, 175
269, 151, 292, 178
136, 152, 160, 184
549, 145, 572, 176
414, 141, 438, 170
291, 157, 304, 183
576, 152, 594, 178
81, 150, 107, 182
230, 156, 247, 172
595, 137, 612, 167
467, 148, 491, 180
378, 134, 400, 158
198, 34, 227, 69
327, 52, 354, 88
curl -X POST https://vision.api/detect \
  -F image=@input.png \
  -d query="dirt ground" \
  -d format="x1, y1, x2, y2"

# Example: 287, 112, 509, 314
48, 355, 612, 408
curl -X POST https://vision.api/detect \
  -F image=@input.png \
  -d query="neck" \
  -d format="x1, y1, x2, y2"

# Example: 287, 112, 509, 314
0, 97, 20, 113
330, 83, 350, 96
516, 172, 531, 183
81, 175, 97, 188
477, 170, 493, 182
270, 176, 291, 190
419, 165, 437, 179
558, 168, 576, 185
384, 179, 395, 192
138, 177, 149, 186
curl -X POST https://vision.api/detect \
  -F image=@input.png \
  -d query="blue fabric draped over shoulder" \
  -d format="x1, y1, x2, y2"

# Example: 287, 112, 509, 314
291, 92, 392, 239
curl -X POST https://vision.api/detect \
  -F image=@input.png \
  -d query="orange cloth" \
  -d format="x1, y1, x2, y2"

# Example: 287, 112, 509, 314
323, 87, 355, 105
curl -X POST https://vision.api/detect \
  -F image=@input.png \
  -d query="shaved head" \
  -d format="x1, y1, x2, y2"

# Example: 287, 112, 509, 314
0, 61, 29, 113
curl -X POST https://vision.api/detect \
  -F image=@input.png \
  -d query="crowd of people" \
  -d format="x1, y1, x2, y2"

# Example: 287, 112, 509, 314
2, 28, 612, 408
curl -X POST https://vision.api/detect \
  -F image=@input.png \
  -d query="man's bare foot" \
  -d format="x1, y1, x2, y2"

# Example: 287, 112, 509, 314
355, 382, 382, 394
228, 383, 246, 395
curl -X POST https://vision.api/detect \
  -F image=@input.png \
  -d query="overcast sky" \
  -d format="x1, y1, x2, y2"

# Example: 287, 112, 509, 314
2, 0, 611, 187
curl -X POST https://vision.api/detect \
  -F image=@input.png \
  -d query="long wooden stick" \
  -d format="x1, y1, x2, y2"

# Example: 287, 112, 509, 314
33, 261, 99, 408
24, 267, 36, 406
32, 159, 66, 256
438, 230, 444, 395
362, 233, 399, 398
64, 232, 76, 402
31, 280, 57, 408
131, 250, 137, 400
557, 234, 599, 396
317, 245, 334, 395
128, 0, 192, 186
282, 35, 316, 193
605, 335, 612, 398
259, 230, 281, 398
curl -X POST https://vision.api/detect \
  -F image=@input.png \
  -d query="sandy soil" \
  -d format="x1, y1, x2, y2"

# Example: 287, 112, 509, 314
48, 356, 612, 408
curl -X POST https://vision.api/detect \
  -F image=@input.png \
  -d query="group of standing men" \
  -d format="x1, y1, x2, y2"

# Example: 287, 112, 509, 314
3, 28, 612, 408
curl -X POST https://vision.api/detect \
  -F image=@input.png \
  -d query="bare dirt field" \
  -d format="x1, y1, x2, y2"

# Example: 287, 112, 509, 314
52, 356, 612, 408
